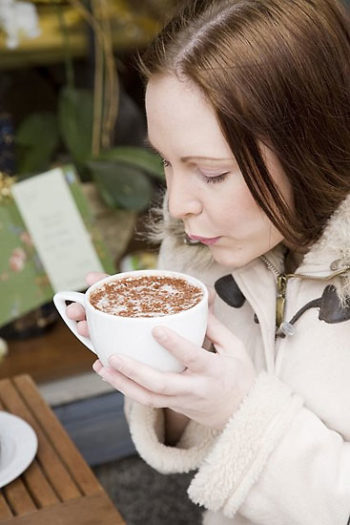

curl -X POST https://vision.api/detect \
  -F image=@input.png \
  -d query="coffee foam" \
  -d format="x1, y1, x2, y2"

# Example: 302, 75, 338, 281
89, 275, 203, 318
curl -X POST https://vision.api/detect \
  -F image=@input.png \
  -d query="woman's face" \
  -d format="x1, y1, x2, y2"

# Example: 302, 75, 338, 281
146, 74, 293, 268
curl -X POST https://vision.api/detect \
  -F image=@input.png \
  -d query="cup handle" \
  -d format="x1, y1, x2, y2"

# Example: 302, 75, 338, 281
53, 291, 97, 355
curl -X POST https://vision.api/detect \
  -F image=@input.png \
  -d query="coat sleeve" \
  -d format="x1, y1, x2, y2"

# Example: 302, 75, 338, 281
187, 372, 350, 525
124, 398, 220, 474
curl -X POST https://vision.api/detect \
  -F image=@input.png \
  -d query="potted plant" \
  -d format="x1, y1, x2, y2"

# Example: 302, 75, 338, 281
12, 1, 165, 262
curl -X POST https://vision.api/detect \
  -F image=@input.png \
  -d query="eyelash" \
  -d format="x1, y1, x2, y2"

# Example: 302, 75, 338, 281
161, 158, 229, 184
202, 172, 229, 184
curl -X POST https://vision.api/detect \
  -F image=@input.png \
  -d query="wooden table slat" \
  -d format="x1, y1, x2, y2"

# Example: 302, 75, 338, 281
0, 493, 125, 525
13, 376, 102, 497
0, 379, 81, 502
0, 491, 13, 520
2, 478, 36, 517
21, 460, 59, 508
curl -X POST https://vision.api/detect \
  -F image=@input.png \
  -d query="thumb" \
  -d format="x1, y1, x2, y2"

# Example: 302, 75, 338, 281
86, 272, 109, 286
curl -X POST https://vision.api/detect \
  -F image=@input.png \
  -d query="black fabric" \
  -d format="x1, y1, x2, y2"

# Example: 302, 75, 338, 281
318, 285, 350, 323
214, 274, 246, 308
286, 285, 350, 329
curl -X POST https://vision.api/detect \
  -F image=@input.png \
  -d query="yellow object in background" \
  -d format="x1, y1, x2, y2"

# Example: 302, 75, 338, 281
0, 0, 161, 70
119, 250, 158, 272
0, 173, 16, 202
0, 337, 8, 359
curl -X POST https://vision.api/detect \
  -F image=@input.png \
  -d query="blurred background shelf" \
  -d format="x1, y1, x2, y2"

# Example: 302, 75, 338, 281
0, 0, 165, 70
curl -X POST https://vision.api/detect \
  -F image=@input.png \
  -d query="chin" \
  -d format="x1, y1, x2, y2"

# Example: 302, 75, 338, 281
209, 246, 250, 269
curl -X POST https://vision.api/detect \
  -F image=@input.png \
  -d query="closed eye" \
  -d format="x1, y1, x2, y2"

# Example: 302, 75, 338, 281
201, 171, 230, 184
160, 157, 229, 183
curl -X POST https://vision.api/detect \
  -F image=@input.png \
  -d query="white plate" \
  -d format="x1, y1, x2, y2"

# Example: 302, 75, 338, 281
0, 412, 38, 488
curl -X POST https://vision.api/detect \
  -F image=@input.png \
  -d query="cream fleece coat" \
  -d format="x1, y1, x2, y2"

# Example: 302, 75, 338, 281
125, 195, 350, 525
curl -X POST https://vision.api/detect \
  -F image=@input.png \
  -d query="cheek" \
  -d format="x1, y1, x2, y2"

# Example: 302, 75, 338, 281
214, 186, 261, 227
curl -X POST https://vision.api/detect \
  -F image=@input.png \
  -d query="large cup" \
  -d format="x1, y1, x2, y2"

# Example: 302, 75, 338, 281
53, 270, 208, 373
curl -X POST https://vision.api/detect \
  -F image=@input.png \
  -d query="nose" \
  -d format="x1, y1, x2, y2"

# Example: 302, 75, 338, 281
167, 175, 202, 219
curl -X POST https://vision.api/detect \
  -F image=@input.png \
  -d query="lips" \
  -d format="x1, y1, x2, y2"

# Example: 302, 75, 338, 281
187, 234, 221, 246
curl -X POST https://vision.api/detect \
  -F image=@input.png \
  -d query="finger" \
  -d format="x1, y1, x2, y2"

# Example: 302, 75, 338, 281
77, 320, 89, 337
92, 359, 103, 373
96, 365, 171, 408
108, 354, 191, 395
207, 285, 217, 314
206, 313, 242, 355
66, 302, 86, 321
152, 326, 211, 373
86, 272, 109, 286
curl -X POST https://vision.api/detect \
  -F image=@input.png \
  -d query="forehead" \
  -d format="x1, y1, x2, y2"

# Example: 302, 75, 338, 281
145, 74, 233, 157
145, 74, 213, 129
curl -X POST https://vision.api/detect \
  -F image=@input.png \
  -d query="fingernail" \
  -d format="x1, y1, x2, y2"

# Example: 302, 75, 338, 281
153, 327, 167, 342
92, 360, 100, 372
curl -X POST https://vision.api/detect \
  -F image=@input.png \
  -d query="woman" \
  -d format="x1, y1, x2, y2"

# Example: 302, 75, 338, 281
67, 0, 350, 523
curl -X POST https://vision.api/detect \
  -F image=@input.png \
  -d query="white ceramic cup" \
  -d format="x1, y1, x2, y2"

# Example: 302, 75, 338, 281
53, 269, 208, 373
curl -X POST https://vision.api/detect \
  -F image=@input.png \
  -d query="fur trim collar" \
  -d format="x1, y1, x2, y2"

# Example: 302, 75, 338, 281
300, 194, 350, 301
303, 194, 350, 268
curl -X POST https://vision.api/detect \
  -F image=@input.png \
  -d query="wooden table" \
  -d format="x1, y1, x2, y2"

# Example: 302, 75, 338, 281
1, 320, 96, 384
0, 375, 125, 524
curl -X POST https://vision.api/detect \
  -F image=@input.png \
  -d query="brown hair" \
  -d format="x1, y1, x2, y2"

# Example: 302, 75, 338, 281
139, 0, 350, 248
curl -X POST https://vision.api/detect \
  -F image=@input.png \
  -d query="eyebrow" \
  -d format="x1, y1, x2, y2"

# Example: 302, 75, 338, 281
145, 138, 233, 163
181, 155, 232, 163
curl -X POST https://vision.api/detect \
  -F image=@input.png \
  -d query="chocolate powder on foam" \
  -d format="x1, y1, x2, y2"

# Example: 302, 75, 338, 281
89, 275, 203, 318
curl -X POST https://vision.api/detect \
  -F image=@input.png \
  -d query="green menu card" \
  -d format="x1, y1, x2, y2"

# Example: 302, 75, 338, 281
0, 165, 115, 328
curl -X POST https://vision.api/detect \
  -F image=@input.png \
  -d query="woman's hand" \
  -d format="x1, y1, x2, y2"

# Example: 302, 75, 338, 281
65, 272, 108, 337
93, 313, 256, 430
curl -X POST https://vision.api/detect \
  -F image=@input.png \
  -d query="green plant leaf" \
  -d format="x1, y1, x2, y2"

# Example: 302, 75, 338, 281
96, 146, 164, 180
87, 160, 154, 211
16, 112, 59, 174
58, 87, 93, 164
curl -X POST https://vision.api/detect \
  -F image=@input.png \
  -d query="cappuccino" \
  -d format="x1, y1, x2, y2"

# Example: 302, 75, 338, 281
54, 269, 208, 371
89, 275, 203, 318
